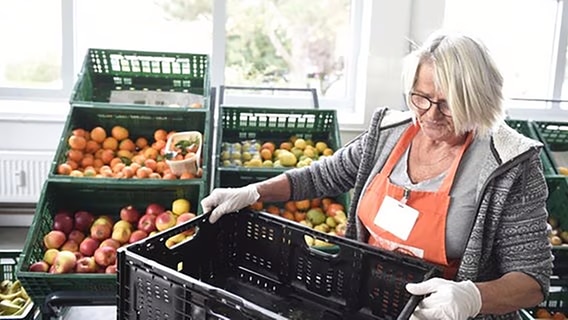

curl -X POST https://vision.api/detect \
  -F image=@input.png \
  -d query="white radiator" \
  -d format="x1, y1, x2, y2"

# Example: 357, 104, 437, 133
0, 151, 54, 203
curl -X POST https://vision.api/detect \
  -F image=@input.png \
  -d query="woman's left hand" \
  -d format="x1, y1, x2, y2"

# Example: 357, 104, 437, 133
406, 278, 482, 320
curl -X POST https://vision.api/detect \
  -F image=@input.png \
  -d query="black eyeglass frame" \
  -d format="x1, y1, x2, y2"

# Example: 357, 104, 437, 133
409, 92, 452, 117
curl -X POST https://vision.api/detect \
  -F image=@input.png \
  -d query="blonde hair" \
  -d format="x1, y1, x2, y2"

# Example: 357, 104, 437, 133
402, 30, 504, 136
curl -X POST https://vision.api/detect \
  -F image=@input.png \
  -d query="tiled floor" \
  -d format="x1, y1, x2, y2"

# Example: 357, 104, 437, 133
0, 226, 116, 319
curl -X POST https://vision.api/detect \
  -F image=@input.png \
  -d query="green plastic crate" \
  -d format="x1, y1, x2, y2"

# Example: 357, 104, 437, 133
215, 106, 342, 188
70, 48, 210, 109
534, 121, 568, 152
545, 176, 568, 280
0, 251, 37, 320
50, 103, 212, 189
506, 119, 557, 175
16, 180, 206, 306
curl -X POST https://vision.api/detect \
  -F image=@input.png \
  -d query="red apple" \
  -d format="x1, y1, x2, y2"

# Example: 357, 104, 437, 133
176, 213, 197, 236
129, 230, 148, 244
93, 246, 117, 267
52, 251, 77, 274
75, 256, 97, 273
43, 248, 59, 265
53, 213, 74, 235
99, 238, 121, 250
29, 261, 50, 272
90, 223, 112, 241
155, 211, 176, 231
79, 237, 100, 256
137, 214, 157, 234
60, 240, 79, 252
43, 230, 66, 249
105, 264, 117, 274
120, 205, 140, 224
74, 210, 95, 232
145, 203, 165, 216
68, 230, 86, 244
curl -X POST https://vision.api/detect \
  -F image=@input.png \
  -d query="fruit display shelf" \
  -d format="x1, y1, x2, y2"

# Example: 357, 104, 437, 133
118, 210, 442, 320
70, 48, 210, 109
16, 179, 206, 307
50, 103, 213, 189
214, 106, 342, 188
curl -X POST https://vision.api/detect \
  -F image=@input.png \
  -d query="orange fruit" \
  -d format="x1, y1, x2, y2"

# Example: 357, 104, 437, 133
149, 172, 162, 179
284, 201, 297, 213
136, 166, 152, 179
90, 127, 107, 143
135, 137, 148, 149
179, 172, 195, 179
111, 126, 129, 141
295, 199, 310, 211
310, 198, 322, 209
154, 129, 168, 142
250, 201, 263, 211
260, 149, 272, 161
122, 166, 135, 178
152, 140, 166, 151
68, 135, 87, 150
143, 147, 158, 160
281, 211, 295, 221
294, 211, 306, 222
109, 157, 123, 169
144, 159, 157, 171
265, 205, 281, 216
66, 160, 79, 170
57, 163, 72, 175
321, 198, 334, 211
85, 140, 101, 154
119, 139, 136, 152
102, 137, 118, 151
72, 128, 88, 138
280, 142, 293, 150
67, 149, 83, 163
80, 154, 94, 168
261, 142, 276, 153
100, 149, 115, 164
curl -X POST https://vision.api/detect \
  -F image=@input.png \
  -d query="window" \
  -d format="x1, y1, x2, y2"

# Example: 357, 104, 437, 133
0, 0, 65, 99
0, 0, 364, 116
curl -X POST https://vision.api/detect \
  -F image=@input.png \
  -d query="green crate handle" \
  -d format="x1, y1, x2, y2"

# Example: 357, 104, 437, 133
219, 85, 320, 109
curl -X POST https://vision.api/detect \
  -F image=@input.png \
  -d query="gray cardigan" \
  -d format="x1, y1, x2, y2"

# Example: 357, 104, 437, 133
285, 108, 553, 319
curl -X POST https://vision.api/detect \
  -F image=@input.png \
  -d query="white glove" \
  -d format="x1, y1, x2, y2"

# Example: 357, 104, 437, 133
406, 278, 482, 320
200, 185, 260, 223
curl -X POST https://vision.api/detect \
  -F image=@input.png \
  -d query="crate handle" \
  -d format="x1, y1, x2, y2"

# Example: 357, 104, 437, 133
303, 234, 341, 258
396, 267, 440, 320
219, 85, 320, 109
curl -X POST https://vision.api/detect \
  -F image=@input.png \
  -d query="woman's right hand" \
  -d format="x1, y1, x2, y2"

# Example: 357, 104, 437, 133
200, 185, 261, 223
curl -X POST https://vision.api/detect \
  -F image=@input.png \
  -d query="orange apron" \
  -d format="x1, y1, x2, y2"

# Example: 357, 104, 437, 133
358, 124, 472, 278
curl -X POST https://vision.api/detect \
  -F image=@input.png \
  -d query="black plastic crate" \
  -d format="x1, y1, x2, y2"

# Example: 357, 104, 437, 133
50, 103, 212, 188
0, 251, 37, 320
71, 48, 209, 109
17, 180, 206, 306
215, 106, 342, 188
118, 210, 441, 320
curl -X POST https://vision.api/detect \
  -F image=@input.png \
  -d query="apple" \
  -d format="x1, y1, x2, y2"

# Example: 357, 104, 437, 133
175, 213, 197, 236
75, 256, 97, 273
113, 220, 133, 231
120, 205, 140, 224
92, 215, 113, 228
145, 203, 165, 216
43, 248, 59, 265
79, 237, 100, 256
111, 227, 132, 244
74, 210, 95, 232
129, 230, 148, 244
155, 211, 176, 231
105, 264, 117, 274
99, 238, 121, 250
68, 230, 86, 244
29, 261, 50, 272
137, 214, 157, 234
60, 240, 79, 252
52, 251, 77, 274
93, 246, 117, 267
53, 212, 74, 235
90, 223, 112, 241
43, 230, 66, 249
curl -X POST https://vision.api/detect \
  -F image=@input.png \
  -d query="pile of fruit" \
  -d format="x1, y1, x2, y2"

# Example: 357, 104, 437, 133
221, 135, 334, 168
249, 197, 347, 247
28, 198, 196, 274
548, 216, 568, 246
56, 125, 203, 179
0, 280, 32, 317
533, 308, 566, 319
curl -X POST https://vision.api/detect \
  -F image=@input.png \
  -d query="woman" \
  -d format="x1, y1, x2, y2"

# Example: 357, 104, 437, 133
201, 30, 553, 319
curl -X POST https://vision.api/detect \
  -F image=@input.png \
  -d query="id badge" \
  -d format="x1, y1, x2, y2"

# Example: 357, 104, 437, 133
373, 195, 419, 241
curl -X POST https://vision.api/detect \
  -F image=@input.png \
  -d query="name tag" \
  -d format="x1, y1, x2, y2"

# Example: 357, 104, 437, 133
373, 195, 419, 241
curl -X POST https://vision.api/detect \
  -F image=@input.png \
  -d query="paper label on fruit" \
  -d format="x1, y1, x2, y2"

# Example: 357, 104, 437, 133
373, 196, 418, 241
110, 90, 203, 107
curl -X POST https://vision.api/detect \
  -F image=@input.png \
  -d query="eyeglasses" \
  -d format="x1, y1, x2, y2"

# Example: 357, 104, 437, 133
410, 92, 452, 117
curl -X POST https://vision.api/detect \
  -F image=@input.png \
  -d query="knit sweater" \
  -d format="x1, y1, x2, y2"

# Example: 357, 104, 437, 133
285, 108, 553, 319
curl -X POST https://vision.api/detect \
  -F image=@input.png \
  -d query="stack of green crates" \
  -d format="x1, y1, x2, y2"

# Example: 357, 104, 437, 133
16, 48, 213, 309
507, 119, 568, 318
